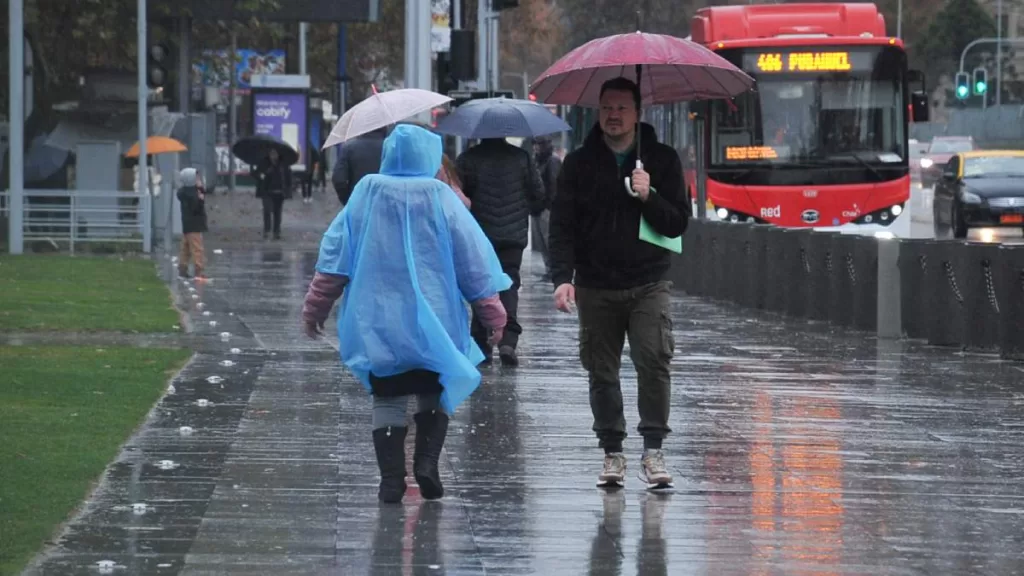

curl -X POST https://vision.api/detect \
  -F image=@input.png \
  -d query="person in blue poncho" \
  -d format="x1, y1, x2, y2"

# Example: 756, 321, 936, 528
301, 124, 512, 504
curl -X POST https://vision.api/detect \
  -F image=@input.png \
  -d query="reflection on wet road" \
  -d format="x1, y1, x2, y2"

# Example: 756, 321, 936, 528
25, 235, 1024, 575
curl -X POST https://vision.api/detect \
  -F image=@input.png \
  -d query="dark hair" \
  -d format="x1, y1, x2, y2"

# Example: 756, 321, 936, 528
599, 77, 641, 110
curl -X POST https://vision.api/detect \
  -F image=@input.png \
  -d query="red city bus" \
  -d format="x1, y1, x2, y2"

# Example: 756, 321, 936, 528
689, 3, 929, 229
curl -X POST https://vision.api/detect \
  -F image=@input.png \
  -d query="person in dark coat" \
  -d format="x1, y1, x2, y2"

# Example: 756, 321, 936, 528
532, 135, 562, 279
332, 127, 386, 206
456, 137, 545, 366
302, 146, 320, 203
548, 77, 689, 490
252, 148, 292, 240
176, 167, 208, 279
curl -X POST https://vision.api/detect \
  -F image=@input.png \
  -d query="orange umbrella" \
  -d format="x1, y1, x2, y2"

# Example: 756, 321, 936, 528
124, 136, 188, 158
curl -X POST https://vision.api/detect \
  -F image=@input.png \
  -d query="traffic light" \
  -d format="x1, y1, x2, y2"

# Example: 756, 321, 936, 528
972, 67, 988, 96
492, 0, 519, 10
955, 71, 970, 100
147, 42, 170, 89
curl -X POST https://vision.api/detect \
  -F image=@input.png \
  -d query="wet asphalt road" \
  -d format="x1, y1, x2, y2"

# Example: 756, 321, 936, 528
22, 189, 1024, 575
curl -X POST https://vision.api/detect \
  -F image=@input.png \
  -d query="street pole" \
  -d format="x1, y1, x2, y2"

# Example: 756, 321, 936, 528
477, 0, 487, 90
8, 0, 24, 254
453, 0, 464, 157
896, 0, 902, 38
300, 22, 308, 75
404, 0, 431, 91
959, 37, 1024, 75
138, 0, 150, 252
490, 14, 500, 94
695, 115, 707, 219
228, 27, 237, 193
997, 0, 1003, 106
337, 24, 348, 112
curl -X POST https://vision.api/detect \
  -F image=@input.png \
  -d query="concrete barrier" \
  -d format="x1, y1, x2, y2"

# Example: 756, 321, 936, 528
999, 247, 1024, 360
672, 220, 1024, 360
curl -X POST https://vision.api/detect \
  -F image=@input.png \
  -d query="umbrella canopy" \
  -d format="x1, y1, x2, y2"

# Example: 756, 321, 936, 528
25, 132, 70, 183
433, 97, 571, 139
124, 136, 188, 158
323, 88, 452, 149
530, 32, 754, 107
232, 133, 299, 167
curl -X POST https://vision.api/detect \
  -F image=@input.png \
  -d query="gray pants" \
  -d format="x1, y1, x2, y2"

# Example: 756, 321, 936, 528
530, 209, 551, 271
372, 393, 443, 429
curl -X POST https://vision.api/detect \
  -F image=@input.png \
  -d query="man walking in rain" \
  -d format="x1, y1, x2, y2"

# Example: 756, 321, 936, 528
457, 136, 545, 366
332, 126, 385, 206
548, 77, 689, 489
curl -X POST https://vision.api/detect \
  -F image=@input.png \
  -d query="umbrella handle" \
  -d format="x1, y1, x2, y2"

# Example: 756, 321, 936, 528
624, 159, 644, 197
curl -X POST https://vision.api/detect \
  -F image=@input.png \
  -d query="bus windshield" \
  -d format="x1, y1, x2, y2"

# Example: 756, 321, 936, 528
709, 46, 907, 178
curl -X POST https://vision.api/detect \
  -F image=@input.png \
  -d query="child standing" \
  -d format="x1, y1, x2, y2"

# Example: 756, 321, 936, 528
176, 168, 208, 280
301, 124, 509, 504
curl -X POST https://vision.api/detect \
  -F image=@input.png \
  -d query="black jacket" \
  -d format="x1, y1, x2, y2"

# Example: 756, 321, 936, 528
549, 122, 689, 290
332, 129, 385, 204
457, 139, 544, 251
177, 186, 208, 234
252, 158, 292, 199
535, 148, 562, 212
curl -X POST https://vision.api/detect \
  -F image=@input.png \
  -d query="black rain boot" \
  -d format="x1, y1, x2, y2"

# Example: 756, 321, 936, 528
372, 426, 408, 503
413, 410, 449, 500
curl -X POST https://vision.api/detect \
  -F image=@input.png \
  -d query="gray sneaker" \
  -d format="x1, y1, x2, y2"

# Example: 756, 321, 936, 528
598, 452, 626, 486
640, 449, 673, 488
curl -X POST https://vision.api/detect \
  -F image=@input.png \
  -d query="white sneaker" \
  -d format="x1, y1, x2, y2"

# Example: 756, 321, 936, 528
640, 449, 673, 488
598, 452, 626, 486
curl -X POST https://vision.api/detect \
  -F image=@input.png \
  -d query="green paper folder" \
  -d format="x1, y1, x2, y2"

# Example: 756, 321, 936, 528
639, 216, 682, 253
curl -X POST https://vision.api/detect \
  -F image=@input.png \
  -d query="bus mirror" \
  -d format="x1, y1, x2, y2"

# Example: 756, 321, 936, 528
911, 92, 929, 123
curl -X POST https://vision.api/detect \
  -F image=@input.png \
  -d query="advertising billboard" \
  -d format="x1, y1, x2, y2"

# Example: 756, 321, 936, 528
252, 91, 309, 171
193, 49, 286, 91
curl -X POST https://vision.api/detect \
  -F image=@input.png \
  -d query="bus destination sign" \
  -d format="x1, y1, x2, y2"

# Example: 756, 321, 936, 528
725, 146, 782, 161
743, 50, 874, 74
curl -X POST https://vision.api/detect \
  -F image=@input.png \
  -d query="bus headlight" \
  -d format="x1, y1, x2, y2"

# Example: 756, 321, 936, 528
891, 204, 903, 216
716, 207, 729, 219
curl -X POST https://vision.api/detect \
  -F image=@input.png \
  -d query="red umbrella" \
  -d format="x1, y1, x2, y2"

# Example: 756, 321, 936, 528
530, 31, 753, 108
531, 19, 754, 198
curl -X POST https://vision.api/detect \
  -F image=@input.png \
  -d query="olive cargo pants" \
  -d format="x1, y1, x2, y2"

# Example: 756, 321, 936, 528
576, 280, 674, 452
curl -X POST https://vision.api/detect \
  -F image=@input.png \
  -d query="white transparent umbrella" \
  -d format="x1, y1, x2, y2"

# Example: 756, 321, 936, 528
322, 87, 453, 149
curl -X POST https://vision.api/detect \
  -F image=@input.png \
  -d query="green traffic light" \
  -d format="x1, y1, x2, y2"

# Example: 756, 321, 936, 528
957, 85, 969, 98
975, 81, 987, 94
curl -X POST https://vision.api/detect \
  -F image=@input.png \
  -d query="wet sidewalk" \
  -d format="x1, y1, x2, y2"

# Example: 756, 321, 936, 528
24, 216, 1024, 575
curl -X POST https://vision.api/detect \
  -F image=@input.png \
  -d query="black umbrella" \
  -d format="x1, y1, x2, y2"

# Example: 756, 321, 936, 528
232, 133, 299, 167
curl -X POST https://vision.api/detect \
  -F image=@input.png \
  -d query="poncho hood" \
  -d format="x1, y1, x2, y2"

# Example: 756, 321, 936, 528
380, 124, 442, 178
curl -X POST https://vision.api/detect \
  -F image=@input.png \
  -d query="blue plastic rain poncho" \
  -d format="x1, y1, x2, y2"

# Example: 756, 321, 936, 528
315, 124, 512, 413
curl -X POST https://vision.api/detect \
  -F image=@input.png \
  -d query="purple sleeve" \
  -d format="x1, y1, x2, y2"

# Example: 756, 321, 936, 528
302, 272, 349, 326
470, 294, 506, 332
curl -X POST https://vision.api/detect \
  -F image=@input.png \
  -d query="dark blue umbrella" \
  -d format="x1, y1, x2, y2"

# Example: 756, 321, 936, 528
25, 133, 70, 184
434, 97, 571, 139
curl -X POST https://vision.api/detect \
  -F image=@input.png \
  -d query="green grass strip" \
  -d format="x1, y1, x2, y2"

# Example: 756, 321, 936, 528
0, 346, 191, 575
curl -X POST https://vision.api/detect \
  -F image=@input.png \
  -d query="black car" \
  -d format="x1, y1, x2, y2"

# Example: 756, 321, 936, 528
933, 151, 1024, 239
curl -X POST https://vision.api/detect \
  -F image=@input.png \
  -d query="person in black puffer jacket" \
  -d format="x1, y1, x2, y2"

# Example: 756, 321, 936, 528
457, 138, 544, 366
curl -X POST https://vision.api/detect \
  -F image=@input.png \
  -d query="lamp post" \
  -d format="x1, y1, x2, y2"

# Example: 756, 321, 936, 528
138, 0, 150, 252
8, 0, 24, 253
997, 0, 1003, 105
